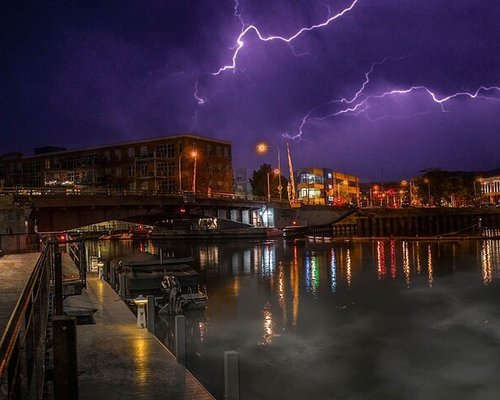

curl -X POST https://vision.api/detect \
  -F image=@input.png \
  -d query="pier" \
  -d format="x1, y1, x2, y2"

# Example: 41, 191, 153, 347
0, 244, 215, 399
77, 274, 214, 400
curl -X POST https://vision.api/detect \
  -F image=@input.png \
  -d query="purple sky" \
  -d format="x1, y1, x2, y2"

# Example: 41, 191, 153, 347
2, 0, 500, 181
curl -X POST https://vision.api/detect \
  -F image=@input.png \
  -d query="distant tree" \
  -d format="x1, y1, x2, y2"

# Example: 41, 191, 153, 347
249, 163, 289, 200
415, 169, 476, 206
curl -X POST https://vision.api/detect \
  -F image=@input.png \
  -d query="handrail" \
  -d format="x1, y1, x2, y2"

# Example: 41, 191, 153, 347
0, 244, 52, 400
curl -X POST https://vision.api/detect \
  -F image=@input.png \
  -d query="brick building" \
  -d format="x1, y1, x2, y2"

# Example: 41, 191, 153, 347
0, 134, 233, 194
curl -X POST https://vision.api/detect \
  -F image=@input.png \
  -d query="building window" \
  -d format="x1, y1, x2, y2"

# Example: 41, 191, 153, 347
114, 149, 121, 161
140, 164, 148, 176
128, 147, 135, 158
178, 142, 183, 154
224, 147, 229, 158
156, 144, 174, 158
216, 146, 222, 157
104, 151, 110, 162
115, 167, 122, 178
206, 144, 212, 155
128, 165, 135, 177
45, 159, 50, 169
166, 161, 175, 177
140, 146, 148, 156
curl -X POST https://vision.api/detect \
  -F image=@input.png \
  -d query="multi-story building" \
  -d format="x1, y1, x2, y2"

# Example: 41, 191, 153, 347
0, 134, 233, 193
295, 168, 359, 206
481, 176, 500, 205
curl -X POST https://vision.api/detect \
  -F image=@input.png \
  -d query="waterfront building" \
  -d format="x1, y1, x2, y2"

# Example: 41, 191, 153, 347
0, 134, 233, 193
481, 175, 500, 205
295, 168, 359, 206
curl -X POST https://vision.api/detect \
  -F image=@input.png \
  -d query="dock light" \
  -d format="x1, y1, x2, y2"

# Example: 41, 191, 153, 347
133, 295, 148, 329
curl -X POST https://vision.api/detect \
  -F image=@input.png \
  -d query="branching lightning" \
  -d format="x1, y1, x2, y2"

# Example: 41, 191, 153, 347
212, 0, 359, 75
285, 55, 500, 140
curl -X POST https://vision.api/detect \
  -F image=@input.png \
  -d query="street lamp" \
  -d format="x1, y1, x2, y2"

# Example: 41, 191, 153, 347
424, 178, 431, 206
191, 150, 198, 193
267, 169, 280, 202
178, 150, 198, 193
257, 142, 283, 201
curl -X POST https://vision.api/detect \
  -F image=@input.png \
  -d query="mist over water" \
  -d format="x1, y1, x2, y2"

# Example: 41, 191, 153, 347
96, 238, 500, 400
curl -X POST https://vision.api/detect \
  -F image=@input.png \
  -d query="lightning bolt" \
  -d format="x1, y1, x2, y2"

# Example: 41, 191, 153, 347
194, 77, 205, 105
286, 56, 500, 140
212, 0, 360, 75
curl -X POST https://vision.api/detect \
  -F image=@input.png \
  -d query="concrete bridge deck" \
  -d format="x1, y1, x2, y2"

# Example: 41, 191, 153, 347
77, 274, 214, 400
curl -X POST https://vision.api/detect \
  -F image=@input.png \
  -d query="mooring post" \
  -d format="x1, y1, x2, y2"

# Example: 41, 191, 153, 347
147, 295, 155, 334
53, 315, 79, 400
175, 315, 186, 366
110, 265, 116, 287
118, 273, 126, 298
224, 351, 239, 400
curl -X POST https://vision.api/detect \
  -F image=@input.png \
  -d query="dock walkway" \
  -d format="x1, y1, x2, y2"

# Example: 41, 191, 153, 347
77, 274, 214, 400
0, 253, 40, 335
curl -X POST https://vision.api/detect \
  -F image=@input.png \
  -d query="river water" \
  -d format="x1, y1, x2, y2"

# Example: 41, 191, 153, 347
94, 236, 500, 400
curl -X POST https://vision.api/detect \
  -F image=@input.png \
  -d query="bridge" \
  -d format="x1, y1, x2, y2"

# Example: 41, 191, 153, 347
4, 187, 272, 232
1, 187, 350, 235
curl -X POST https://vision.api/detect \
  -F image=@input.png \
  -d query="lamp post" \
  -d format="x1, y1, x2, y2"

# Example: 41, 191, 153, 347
178, 154, 183, 193
257, 142, 282, 201
267, 171, 271, 202
178, 150, 198, 193
191, 150, 198, 193
266, 168, 279, 203
424, 178, 431, 206
276, 146, 282, 201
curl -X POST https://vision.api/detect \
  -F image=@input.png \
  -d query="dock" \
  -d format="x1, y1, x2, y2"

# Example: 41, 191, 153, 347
0, 253, 40, 335
77, 274, 214, 400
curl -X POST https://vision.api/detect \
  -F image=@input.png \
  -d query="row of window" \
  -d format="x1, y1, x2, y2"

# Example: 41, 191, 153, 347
482, 180, 500, 194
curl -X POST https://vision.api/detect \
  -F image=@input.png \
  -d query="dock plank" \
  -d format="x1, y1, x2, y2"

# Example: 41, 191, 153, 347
77, 275, 214, 400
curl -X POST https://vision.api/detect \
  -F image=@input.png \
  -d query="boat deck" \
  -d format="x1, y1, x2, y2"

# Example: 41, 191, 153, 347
77, 274, 214, 400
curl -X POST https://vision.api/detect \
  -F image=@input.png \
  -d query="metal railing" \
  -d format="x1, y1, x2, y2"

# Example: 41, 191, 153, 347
1, 186, 276, 203
0, 244, 52, 400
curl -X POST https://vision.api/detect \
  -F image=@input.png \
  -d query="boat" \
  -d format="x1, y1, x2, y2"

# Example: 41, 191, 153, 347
159, 274, 208, 313
99, 231, 133, 240
110, 252, 206, 307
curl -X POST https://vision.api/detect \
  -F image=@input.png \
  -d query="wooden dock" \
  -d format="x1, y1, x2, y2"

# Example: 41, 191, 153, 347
77, 274, 214, 400
0, 253, 40, 335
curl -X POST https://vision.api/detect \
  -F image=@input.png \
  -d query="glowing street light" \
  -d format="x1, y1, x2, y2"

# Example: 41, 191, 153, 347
424, 178, 431, 206
257, 142, 283, 201
191, 150, 198, 193
178, 150, 198, 193
267, 169, 280, 202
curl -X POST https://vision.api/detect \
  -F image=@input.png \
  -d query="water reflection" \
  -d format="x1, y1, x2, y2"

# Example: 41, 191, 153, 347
329, 248, 337, 293
91, 237, 500, 400
402, 241, 410, 288
261, 302, 274, 345
304, 252, 319, 296
377, 241, 386, 280
427, 245, 434, 287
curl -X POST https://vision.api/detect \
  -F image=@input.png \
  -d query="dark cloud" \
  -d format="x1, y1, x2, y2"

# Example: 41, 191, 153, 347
1, 0, 499, 180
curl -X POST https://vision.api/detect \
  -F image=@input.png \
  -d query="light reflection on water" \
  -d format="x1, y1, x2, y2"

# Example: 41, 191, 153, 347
92, 236, 500, 400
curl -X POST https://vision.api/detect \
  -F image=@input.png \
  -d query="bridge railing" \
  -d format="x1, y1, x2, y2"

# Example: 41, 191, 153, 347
0, 244, 53, 400
1, 186, 279, 203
